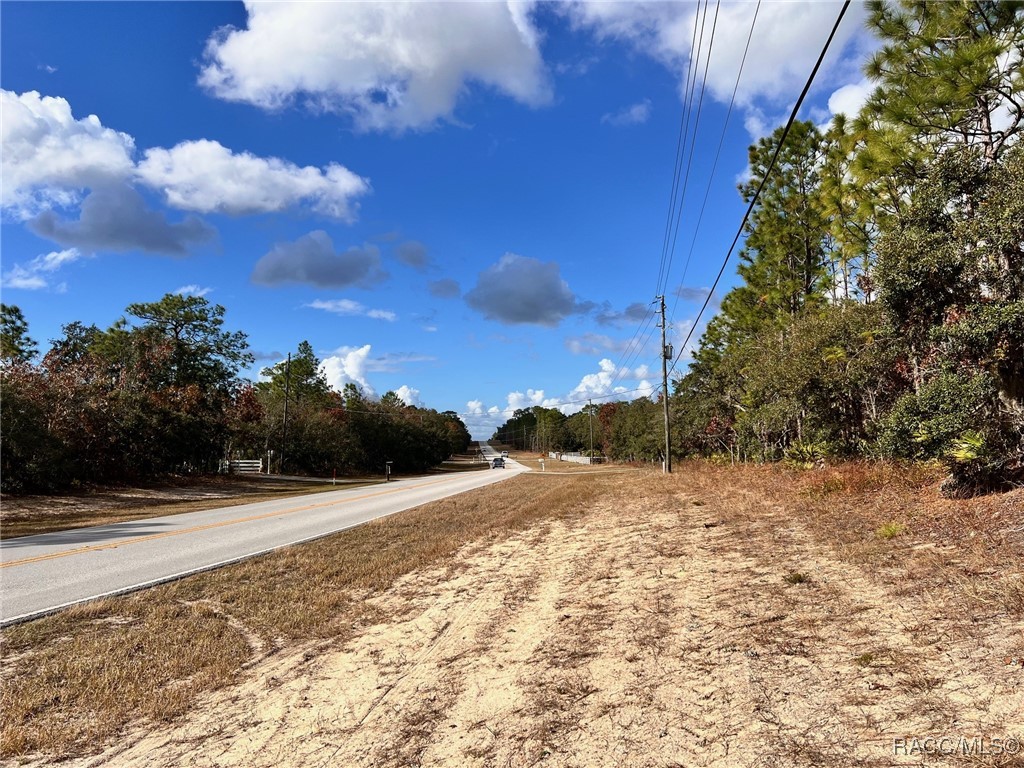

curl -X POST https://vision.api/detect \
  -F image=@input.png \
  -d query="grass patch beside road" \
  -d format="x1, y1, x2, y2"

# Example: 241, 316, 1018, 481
0, 472, 606, 759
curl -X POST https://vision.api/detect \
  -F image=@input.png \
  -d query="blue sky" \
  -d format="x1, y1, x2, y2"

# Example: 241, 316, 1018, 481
1, 1, 877, 438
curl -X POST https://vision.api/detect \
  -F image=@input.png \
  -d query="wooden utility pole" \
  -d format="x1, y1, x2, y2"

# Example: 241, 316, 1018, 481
588, 398, 594, 460
657, 295, 672, 474
281, 352, 291, 474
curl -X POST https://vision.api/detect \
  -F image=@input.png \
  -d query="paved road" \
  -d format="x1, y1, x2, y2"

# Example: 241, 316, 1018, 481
0, 449, 527, 626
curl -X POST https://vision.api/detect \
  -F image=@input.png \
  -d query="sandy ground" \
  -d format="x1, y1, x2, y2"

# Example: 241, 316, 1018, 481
48, 481, 1023, 768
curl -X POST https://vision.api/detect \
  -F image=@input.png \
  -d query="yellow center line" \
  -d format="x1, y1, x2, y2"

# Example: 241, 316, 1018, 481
1, 476, 459, 569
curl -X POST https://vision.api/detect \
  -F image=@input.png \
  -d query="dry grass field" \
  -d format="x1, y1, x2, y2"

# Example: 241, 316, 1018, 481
2, 461, 1022, 767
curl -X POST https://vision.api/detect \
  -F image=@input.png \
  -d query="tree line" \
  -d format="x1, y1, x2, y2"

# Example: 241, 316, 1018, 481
495, 2, 1024, 495
0, 297, 471, 493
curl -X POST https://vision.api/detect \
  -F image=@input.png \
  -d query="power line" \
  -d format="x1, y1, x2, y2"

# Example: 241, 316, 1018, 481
653, 0, 709, 296
668, 0, 761, 326
659, 0, 721, 299
669, 0, 852, 377
609, 0, 708, 392
613, 0, 720, 395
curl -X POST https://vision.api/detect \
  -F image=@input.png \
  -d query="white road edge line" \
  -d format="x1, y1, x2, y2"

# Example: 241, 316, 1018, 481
1, 469, 527, 628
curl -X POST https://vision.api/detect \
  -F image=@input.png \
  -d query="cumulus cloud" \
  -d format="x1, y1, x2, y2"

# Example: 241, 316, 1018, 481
601, 99, 651, 126
306, 298, 396, 322
319, 345, 433, 395
199, 2, 552, 132
137, 139, 368, 219
507, 388, 561, 411
462, 360, 657, 438
428, 278, 460, 299
0, 247, 84, 291
567, 358, 656, 404
394, 384, 423, 407
1, 89, 135, 218
827, 78, 874, 118
395, 240, 430, 270
29, 184, 215, 256
175, 284, 214, 297
252, 231, 387, 288
3, 89, 372, 235
465, 253, 589, 327
564, 2, 867, 136
320, 344, 375, 394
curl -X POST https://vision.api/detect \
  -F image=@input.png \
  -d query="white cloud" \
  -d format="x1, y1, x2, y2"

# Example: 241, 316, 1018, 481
137, 139, 369, 219
307, 298, 396, 322
1, 89, 135, 218
564, 2, 869, 136
827, 78, 873, 119
462, 361, 658, 438
507, 388, 560, 412
462, 389, 558, 439
395, 384, 423, 407
1, 247, 84, 291
199, 1, 552, 132
601, 99, 651, 126
3, 89, 371, 236
566, 358, 655, 405
319, 346, 432, 396
0, 268, 47, 291
175, 284, 213, 297
320, 344, 375, 394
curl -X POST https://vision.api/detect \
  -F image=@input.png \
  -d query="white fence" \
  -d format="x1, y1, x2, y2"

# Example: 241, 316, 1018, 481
547, 451, 605, 465
219, 459, 264, 474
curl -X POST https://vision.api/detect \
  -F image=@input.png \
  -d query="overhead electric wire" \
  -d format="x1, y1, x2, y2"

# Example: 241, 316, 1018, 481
651, 0, 708, 296
611, 1, 716, 394
668, 0, 852, 376
658, 0, 721, 300
479, 0, 848, 431
667, 0, 761, 326
609, 0, 707, 393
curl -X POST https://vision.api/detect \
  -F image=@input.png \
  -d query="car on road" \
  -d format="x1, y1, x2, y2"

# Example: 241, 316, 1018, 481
491, 457, 505, 469
501, 450, 509, 458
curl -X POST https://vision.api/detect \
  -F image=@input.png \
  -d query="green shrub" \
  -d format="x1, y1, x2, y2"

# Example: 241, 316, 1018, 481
940, 429, 1016, 498
878, 371, 995, 459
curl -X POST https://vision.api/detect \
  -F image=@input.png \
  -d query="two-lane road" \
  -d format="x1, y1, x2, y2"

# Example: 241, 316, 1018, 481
0, 455, 527, 626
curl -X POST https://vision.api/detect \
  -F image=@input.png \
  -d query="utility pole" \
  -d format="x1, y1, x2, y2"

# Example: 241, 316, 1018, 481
588, 398, 594, 459
656, 295, 672, 474
281, 352, 291, 474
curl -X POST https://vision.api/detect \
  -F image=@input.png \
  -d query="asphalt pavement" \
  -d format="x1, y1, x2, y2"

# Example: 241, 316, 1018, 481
0, 446, 527, 626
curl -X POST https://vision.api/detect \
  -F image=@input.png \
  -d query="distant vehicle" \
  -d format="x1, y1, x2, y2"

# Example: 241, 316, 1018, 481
491, 457, 505, 469
501, 450, 509, 458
